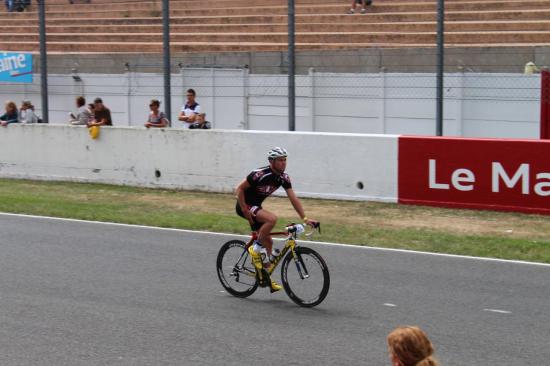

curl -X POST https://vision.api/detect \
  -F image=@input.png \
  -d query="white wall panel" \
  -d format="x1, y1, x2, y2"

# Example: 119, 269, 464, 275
0, 125, 399, 202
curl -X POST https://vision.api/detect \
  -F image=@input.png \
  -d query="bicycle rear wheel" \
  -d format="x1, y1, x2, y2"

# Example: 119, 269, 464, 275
281, 246, 330, 307
216, 239, 258, 298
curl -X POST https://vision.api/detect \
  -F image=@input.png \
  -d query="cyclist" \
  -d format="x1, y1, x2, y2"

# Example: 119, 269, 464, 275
235, 147, 318, 293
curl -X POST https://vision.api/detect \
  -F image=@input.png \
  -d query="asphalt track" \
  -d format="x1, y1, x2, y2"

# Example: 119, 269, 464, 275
0, 213, 549, 366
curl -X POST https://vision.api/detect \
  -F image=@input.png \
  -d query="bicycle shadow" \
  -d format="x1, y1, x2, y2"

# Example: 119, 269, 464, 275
221, 295, 332, 316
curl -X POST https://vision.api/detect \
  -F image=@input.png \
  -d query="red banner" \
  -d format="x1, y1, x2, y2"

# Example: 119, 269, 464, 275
398, 136, 550, 215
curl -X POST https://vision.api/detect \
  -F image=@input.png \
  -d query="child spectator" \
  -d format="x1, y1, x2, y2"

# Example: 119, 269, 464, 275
0, 101, 19, 126
189, 113, 211, 129
19, 100, 39, 123
387, 326, 439, 366
69, 96, 92, 125
87, 103, 96, 125
145, 99, 169, 128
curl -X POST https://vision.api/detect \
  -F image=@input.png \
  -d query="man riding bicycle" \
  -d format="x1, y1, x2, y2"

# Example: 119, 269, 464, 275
235, 147, 318, 293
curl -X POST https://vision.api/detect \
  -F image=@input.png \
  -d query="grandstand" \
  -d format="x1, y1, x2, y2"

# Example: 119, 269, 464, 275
1, 0, 550, 53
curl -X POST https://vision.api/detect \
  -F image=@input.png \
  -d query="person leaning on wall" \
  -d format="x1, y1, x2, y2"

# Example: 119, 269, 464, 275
0, 101, 19, 126
145, 99, 169, 128
19, 100, 40, 124
387, 326, 440, 366
88, 97, 112, 127
69, 96, 92, 125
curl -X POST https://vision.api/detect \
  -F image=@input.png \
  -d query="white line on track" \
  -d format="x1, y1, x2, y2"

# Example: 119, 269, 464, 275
483, 309, 512, 314
383, 303, 397, 307
1, 211, 549, 268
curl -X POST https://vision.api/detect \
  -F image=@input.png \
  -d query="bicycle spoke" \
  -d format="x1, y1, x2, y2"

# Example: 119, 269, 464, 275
281, 247, 330, 307
217, 240, 258, 297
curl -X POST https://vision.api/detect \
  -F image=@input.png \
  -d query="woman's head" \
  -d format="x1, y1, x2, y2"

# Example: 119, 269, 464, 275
387, 326, 438, 366
5, 101, 17, 113
149, 99, 160, 111
21, 100, 33, 110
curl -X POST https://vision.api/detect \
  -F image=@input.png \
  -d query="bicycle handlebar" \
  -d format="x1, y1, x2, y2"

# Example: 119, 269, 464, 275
285, 222, 321, 238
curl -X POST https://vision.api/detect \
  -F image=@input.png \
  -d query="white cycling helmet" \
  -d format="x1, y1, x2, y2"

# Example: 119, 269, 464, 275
267, 147, 288, 160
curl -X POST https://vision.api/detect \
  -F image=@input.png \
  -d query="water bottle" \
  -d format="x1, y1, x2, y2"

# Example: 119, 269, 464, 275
260, 248, 268, 263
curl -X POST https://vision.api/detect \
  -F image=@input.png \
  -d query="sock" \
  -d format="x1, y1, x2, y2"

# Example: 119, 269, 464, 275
252, 241, 262, 253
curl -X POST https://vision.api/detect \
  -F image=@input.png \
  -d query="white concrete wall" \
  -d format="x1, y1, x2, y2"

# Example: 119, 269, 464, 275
0, 125, 399, 202
0, 69, 540, 138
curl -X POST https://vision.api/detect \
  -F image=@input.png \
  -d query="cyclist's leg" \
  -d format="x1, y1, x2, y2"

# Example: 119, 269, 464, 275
254, 209, 277, 256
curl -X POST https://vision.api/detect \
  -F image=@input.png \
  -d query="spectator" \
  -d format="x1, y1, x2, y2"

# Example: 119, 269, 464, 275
347, 0, 370, 14
0, 101, 19, 126
13, 0, 30, 12
145, 99, 169, 128
387, 326, 439, 366
189, 113, 211, 129
69, 96, 92, 125
87, 103, 96, 124
178, 88, 201, 129
88, 97, 112, 126
19, 100, 39, 123
4, 0, 13, 12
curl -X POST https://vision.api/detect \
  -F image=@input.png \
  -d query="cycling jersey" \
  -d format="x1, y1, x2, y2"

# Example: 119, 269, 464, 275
244, 166, 292, 207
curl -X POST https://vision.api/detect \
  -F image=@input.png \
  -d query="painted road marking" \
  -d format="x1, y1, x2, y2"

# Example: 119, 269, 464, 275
383, 303, 397, 307
483, 308, 512, 314
1, 212, 549, 267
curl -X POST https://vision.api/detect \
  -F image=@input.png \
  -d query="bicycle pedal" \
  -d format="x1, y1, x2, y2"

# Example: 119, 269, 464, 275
256, 269, 271, 287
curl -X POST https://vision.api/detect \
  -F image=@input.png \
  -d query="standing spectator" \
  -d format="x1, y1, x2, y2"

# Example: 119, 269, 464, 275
88, 97, 112, 126
19, 100, 39, 123
178, 88, 201, 129
0, 101, 19, 126
4, 0, 14, 12
387, 326, 439, 366
69, 96, 92, 125
145, 99, 169, 128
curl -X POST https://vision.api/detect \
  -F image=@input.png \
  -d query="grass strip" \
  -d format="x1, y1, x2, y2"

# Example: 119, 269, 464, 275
0, 178, 549, 263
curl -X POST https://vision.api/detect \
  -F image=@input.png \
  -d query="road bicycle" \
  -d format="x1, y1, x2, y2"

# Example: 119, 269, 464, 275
216, 223, 330, 307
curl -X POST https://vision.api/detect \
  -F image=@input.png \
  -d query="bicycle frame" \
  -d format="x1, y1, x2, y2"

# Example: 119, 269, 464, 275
243, 229, 300, 276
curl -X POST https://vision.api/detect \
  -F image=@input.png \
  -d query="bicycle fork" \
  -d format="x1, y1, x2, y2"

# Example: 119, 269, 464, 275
291, 249, 310, 280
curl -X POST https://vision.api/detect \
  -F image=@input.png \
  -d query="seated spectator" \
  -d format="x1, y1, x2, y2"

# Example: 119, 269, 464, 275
88, 97, 112, 127
69, 96, 92, 125
178, 88, 201, 129
347, 0, 371, 14
0, 101, 19, 126
145, 99, 169, 128
189, 113, 211, 129
13, 0, 30, 12
387, 326, 439, 366
19, 100, 39, 123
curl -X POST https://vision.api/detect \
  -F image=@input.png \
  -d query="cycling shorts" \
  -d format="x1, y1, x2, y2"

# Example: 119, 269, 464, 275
235, 202, 263, 231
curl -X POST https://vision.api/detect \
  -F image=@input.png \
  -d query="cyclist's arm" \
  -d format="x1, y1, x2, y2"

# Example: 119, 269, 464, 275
235, 179, 254, 224
286, 188, 307, 221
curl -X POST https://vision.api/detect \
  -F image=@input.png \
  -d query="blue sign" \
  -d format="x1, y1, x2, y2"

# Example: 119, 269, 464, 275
0, 52, 33, 83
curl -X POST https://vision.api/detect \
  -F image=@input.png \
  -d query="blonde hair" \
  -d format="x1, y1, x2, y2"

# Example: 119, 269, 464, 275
387, 326, 439, 366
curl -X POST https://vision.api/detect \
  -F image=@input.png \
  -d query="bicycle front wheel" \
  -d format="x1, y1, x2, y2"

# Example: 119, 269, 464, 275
281, 246, 330, 307
216, 239, 258, 298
